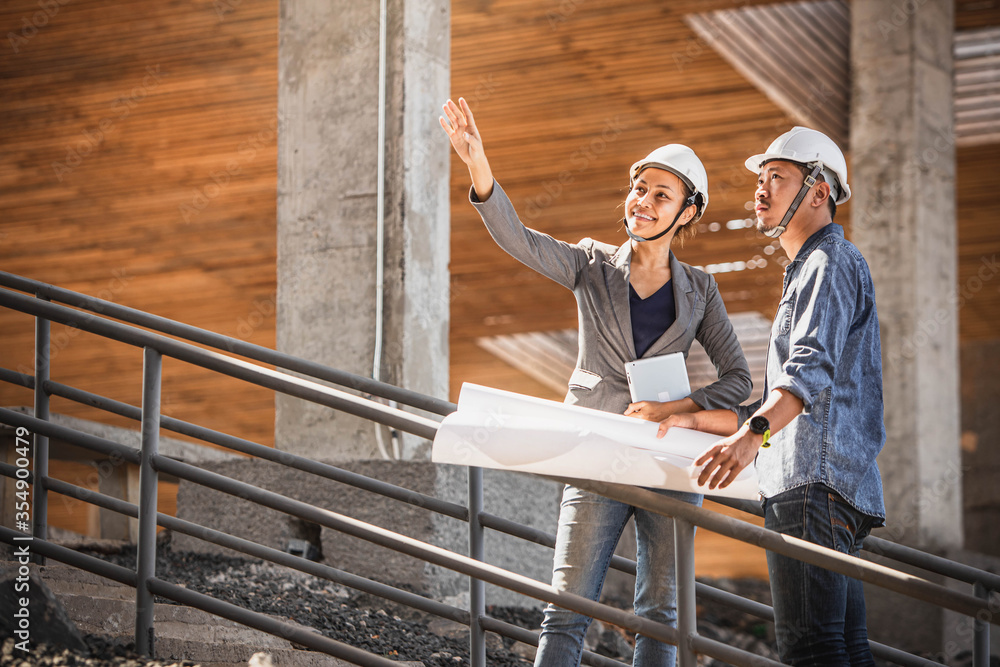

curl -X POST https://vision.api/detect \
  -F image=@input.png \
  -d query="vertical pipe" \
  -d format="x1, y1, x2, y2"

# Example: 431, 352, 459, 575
372, 0, 388, 383
31, 296, 50, 563
673, 518, 697, 667
972, 582, 990, 667
135, 347, 162, 657
370, 0, 394, 462
468, 466, 486, 667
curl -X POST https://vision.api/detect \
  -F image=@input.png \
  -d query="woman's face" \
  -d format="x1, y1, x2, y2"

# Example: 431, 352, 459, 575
624, 167, 692, 240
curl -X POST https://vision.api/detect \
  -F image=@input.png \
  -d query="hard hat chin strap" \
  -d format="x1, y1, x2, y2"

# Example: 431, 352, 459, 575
763, 163, 823, 239
626, 195, 698, 243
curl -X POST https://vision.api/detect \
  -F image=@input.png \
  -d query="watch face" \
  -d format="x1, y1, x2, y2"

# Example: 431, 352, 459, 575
750, 416, 770, 434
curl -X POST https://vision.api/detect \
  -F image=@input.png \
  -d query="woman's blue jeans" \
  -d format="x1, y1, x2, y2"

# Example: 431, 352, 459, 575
763, 483, 877, 666
533, 485, 702, 667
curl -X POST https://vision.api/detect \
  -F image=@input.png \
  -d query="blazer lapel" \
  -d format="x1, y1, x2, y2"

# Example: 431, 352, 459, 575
605, 241, 636, 359
641, 252, 697, 358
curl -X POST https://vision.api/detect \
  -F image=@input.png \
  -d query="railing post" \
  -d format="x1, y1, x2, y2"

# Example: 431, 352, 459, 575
31, 296, 50, 564
468, 466, 486, 667
673, 517, 697, 667
135, 347, 162, 657
972, 582, 990, 667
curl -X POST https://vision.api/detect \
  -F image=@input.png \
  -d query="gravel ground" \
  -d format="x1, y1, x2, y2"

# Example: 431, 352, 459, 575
3, 542, 783, 667
1, 636, 202, 667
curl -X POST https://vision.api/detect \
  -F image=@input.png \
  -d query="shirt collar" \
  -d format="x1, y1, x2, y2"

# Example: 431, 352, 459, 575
789, 223, 843, 267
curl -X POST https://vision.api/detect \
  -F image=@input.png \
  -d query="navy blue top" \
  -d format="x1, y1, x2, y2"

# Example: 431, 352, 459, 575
629, 280, 675, 358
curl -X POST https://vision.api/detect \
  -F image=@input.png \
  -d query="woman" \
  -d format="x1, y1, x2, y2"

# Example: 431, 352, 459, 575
440, 98, 751, 667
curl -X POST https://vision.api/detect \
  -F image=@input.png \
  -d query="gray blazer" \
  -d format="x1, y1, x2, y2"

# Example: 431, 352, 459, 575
471, 181, 752, 415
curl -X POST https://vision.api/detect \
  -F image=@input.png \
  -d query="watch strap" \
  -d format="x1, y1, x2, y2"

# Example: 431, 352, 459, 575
743, 418, 771, 448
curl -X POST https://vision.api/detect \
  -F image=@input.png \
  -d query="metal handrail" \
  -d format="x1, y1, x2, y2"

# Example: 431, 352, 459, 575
149, 454, 687, 644
1, 465, 626, 667
0, 401, 991, 667
1, 278, 996, 667
5, 278, 998, 587
0, 288, 439, 440
0, 401, 958, 667
4, 274, 996, 592
12, 373, 993, 642
0, 526, 400, 667
551, 477, 992, 619
0, 427, 952, 667
9, 357, 998, 598
0, 525, 137, 587
0, 407, 141, 465
0, 271, 454, 417
713, 497, 1000, 592
40, 378, 469, 520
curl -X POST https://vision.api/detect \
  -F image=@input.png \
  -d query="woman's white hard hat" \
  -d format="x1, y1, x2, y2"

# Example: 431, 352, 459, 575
745, 126, 851, 205
629, 144, 709, 222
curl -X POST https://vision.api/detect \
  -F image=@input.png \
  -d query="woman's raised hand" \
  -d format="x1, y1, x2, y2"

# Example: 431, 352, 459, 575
439, 97, 483, 165
440, 97, 494, 198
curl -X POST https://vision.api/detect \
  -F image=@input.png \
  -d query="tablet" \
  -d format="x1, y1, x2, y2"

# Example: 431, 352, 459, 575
625, 352, 691, 403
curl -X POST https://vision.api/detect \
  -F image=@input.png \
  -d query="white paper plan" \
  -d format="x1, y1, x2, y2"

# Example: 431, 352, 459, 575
431, 383, 760, 500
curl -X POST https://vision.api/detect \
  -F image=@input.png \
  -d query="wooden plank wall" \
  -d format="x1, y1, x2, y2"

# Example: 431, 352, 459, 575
0, 0, 280, 447
957, 143, 1000, 341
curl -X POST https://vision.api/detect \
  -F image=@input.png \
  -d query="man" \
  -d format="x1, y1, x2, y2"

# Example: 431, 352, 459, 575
659, 127, 886, 665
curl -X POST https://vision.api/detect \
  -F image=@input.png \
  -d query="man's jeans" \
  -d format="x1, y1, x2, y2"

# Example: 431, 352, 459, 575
533, 485, 702, 667
764, 483, 877, 666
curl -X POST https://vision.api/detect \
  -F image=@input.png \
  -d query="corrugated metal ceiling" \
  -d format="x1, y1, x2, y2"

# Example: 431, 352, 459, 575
686, 0, 1000, 147
956, 26, 1000, 145
686, 0, 850, 146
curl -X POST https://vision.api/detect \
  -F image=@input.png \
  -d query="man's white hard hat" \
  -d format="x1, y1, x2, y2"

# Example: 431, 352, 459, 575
630, 144, 709, 222
745, 126, 851, 205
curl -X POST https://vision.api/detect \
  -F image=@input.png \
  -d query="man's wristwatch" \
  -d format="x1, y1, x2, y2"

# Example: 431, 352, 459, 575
745, 416, 771, 448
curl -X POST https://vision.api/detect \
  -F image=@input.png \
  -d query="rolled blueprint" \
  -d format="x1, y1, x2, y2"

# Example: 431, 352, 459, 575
432, 383, 759, 500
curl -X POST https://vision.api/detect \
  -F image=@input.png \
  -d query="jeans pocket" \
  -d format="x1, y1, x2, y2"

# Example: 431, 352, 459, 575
765, 495, 807, 540
826, 492, 867, 555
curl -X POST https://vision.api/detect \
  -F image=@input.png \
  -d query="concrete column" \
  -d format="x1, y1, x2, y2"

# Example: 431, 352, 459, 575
851, 1, 962, 653
276, 0, 450, 461
851, 0, 961, 553
97, 461, 131, 541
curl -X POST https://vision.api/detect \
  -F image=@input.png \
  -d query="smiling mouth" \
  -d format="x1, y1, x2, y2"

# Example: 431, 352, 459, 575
632, 211, 655, 222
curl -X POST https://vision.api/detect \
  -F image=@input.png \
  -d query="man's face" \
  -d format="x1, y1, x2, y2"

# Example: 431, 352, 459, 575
753, 160, 805, 234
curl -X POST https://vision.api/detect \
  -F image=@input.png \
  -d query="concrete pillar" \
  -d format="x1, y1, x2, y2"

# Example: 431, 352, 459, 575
276, 0, 450, 461
851, 0, 961, 553
97, 462, 131, 541
851, 1, 962, 655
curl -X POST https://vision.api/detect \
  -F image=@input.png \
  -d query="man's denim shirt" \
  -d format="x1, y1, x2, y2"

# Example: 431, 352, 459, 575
736, 224, 886, 523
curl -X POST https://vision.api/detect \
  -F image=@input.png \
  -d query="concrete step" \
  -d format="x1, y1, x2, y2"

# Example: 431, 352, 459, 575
35, 560, 415, 667
38, 559, 135, 601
